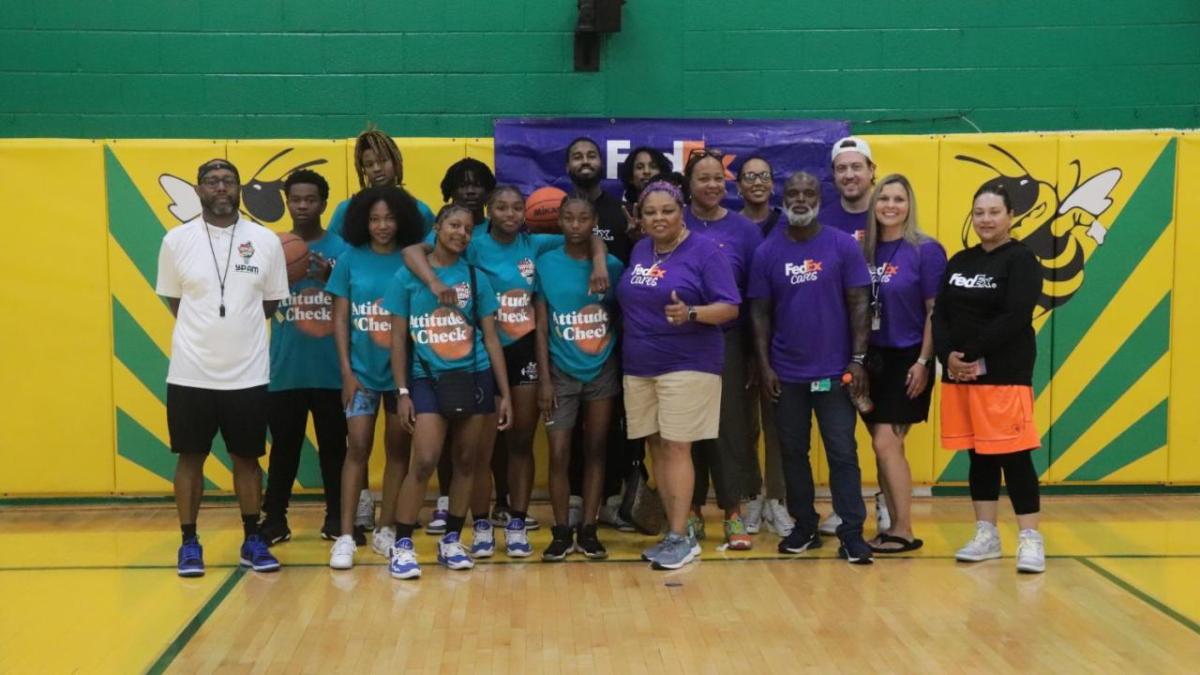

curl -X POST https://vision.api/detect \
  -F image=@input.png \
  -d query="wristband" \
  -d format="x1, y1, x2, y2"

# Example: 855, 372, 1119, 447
396, 387, 410, 397
850, 354, 866, 365
916, 357, 930, 366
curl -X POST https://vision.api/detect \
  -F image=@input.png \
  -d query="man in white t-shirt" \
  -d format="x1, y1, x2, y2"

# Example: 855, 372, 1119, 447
156, 158, 290, 577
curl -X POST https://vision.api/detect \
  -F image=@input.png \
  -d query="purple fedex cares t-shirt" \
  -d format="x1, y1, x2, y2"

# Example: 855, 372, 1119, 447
748, 226, 872, 383
683, 209, 763, 292
616, 234, 741, 377
870, 237, 948, 349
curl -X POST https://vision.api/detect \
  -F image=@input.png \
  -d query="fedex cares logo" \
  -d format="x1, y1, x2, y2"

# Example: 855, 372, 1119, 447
785, 260, 823, 285
873, 263, 900, 284
605, 141, 736, 180
629, 263, 666, 287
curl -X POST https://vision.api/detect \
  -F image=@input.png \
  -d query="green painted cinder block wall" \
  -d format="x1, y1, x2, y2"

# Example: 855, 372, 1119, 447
2, 0, 1198, 138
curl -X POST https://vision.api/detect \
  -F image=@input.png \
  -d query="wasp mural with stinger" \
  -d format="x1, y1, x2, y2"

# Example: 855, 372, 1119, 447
157, 148, 328, 225
956, 144, 1122, 315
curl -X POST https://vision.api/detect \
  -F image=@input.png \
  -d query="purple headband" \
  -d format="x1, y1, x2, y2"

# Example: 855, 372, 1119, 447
637, 180, 685, 209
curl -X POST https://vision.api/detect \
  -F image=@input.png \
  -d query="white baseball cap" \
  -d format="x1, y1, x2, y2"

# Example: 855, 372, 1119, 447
831, 136, 873, 163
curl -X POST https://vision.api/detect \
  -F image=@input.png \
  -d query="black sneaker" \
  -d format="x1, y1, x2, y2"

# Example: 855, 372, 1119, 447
542, 525, 574, 561
352, 525, 368, 546
259, 518, 291, 547
778, 529, 822, 554
320, 517, 339, 541
575, 524, 608, 560
838, 537, 875, 565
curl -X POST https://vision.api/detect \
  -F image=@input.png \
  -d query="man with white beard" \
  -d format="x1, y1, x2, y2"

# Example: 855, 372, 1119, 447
747, 172, 876, 564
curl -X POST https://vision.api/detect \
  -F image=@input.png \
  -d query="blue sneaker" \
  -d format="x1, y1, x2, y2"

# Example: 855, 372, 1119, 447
389, 537, 421, 579
437, 531, 475, 570
470, 519, 495, 558
505, 518, 533, 558
178, 539, 205, 577
239, 535, 281, 572
651, 532, 700, 570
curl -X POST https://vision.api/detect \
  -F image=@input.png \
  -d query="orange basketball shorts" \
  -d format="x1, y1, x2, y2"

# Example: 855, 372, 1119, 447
940, 383, 1040, 455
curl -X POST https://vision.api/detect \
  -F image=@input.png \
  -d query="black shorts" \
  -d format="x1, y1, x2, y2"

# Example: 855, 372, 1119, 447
503, 333, 539, 386
167, 384, 268, 458
861, 344, 934, 426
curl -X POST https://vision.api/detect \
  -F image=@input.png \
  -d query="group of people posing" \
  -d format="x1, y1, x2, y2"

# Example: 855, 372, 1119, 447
156, 129, 1047, 580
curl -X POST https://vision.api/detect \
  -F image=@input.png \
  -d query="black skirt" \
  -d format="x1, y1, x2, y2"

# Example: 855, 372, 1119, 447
862, 344, 934, 425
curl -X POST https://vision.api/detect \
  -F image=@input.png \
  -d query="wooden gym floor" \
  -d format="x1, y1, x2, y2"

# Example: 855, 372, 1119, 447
1, 495, 1198, 674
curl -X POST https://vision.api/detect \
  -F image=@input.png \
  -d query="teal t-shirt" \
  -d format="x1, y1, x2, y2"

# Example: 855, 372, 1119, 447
535, 249, 624, 383
382, 258, 500, 379
269, 232, 350, 391
324, 245, 406, 390
328, 195, 435, 239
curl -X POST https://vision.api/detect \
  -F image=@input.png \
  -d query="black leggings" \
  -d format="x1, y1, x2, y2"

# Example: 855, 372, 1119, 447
968, 449, 1040, 515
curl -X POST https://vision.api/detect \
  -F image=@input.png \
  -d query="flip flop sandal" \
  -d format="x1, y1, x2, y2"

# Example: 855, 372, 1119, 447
869, 533, 924, 553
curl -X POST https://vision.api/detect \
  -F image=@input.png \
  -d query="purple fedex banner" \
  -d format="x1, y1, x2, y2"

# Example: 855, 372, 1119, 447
493, 117, 851, 210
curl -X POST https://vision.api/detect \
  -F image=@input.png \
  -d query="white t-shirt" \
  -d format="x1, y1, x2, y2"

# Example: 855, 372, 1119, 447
156, 216, 289, 390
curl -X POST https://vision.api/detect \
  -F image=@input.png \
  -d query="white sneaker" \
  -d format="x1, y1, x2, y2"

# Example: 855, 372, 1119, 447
567, 495, 584, 529
329, 534, 357, 570
372, 526, 396, 557
875, 492, 891, 532
389, 537, 420, 580
743, 495, 765, 534
426, 496, 449, 535
598, 495, 636, 532
1016, 529, 1046, 573
819, 512, 842, 536
764, 499, 795, 537
470, 519, 495, 558
355, 489, 375, 530
956, 521, 1002, 562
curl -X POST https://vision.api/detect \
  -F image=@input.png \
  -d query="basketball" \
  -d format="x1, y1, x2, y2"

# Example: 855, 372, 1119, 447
525, 186, 568, 232
278, 232, 309, 284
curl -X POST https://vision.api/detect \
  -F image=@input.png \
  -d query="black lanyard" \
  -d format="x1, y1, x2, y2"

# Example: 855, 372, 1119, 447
204, 220, 236, 317
870, 239, 903, 306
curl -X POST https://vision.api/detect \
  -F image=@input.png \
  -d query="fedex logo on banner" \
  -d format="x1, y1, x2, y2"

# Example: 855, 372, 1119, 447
605, 140, 736, 180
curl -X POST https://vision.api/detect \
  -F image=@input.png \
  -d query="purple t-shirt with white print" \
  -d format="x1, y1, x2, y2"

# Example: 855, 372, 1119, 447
616, 233, 741, 377
870, 237, 948, 349
747, 225, 872, 383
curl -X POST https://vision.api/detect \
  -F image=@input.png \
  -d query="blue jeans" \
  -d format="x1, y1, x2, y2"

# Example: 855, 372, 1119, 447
774, 382, 866, 540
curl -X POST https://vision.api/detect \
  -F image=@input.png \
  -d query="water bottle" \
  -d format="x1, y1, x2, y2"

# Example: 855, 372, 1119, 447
841, 372, 874, 414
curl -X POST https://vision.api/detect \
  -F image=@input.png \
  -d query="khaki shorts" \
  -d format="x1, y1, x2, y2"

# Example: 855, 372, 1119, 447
623, 371, 721, 443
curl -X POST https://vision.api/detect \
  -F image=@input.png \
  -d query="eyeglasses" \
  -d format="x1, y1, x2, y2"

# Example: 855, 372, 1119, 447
200, 176, 239, 188
688, 148, 725, 160
740, 171, 772, 184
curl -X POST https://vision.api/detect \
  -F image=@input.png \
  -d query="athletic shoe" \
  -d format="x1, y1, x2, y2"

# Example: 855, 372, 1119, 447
956, 521, 1002, 562
1016, 529, 1046, 574
837, 537, 875, 565
818, 512, 842, 536
743, 495, 765, 534
567, 495, 584, 529
650, 532, 700, 570
437, 532, 474, 570
723, 515, 753, 550
372, 526, 396, 557
329, 534, 356, 570
575, 523, 609, 559
598, 495, 637, 532
240, 535, 281, 572
355, 489, 375, 530
258, 518, 291, 547
426, 496, 450, 535
471, 519, 495, 558
687, 513, 706, 541
320, 517, 339, 542
525, 514, 541, 531
505, 518, 533, 558
490, 503, 511, 527
764, 499, 795, 537
389, 537, 421, 580
177, 540, 205, 577
778, 529, 822, 555
875, 492, 892, 532
542, 525, 574, 561
641, 535, 670, 563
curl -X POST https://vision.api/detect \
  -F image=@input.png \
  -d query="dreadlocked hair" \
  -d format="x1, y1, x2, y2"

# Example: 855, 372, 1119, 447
353, 127, 403, 189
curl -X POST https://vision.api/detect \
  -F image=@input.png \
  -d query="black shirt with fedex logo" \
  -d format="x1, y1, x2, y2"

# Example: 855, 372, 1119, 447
931, 239, 1043, 386
591, 190, 633, 265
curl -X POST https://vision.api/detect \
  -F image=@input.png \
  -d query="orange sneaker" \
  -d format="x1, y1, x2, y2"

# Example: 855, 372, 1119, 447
724, 515, 753, 550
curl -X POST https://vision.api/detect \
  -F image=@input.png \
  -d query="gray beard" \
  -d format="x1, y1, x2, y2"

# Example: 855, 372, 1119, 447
786, 206, 816, 228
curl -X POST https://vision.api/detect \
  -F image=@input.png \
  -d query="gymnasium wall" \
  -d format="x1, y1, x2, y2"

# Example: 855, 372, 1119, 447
0, 130, 1197, 495
2, 1, 1199, 138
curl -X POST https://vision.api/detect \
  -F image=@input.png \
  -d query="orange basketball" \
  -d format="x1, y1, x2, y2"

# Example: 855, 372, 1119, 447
525, 186, 568, 233
278, 232, 310, 284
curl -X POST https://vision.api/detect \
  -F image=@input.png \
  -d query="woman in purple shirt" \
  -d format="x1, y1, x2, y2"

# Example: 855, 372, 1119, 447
616, 181, 740, 569
682, 149, 764, 550
861, 174, 947, 553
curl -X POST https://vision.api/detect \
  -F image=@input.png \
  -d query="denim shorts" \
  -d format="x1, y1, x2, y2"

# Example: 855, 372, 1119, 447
344, 388, 399, 418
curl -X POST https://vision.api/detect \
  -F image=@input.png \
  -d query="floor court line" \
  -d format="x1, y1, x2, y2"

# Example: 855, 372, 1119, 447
1077, 557, 1200, 637
145, 567, 246, 675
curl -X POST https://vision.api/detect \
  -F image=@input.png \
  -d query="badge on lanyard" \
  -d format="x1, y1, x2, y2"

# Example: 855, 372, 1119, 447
810, 378, 832, 393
